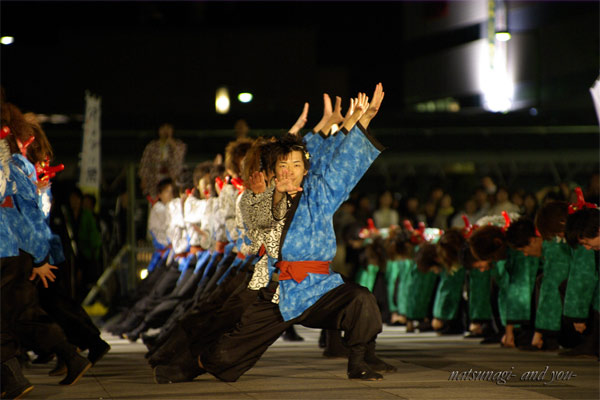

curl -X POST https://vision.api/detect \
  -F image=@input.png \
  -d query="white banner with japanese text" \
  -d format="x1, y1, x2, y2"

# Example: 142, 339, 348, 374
79, 91, 101, 209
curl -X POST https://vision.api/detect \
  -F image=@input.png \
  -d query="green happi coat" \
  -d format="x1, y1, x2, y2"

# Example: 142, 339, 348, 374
563, 245, 598, 320
385, 259, 402, 313
433, 265, 466, 321
396, 258, 414, 316
355, 263, 379, 292
593, 279, 599, 312
405, 266, 439, 320
468, 268, 493, 321
535, 239, 571, 332
505, 249, 540, 323
491, 260, 510, 327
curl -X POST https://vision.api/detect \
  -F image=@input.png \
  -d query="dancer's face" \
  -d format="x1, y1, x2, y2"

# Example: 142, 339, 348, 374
159, 184, 174, 204
275, 150, 307, 189
580, 233, 600, 251
516, 236, 543, 257
472, 260, 490, 272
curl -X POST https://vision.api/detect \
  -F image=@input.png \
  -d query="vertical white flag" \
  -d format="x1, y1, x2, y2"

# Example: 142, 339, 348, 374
79, 91, 102, 207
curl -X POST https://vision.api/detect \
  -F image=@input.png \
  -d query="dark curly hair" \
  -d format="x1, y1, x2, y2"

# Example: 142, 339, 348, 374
468, 225, 507, 262
505, 218, 537, 248
270, 133, 310, 173
225, 137, 254, 177
437, 228, 465, 270
565, 207, 599, 247
535, 201, 568, 240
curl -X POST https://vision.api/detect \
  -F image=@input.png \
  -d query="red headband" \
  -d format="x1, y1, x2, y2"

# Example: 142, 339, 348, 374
17, 136, 35, 157
500, 211, 511, 233
0, 126, 10, 139
461, 215, 479, 239
35, 156, 64, 182
568, 187, 597, 214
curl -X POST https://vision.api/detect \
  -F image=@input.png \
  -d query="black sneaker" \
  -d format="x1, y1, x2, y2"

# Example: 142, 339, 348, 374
1, 358, 34, 400
153, 365, 195, 384
281, 327, 304, 342
347, 362, 384, 380
88, 340, 111, 365
59, 355, 92, 385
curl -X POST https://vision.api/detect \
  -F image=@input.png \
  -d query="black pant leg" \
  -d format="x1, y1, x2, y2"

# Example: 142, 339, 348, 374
1, 255, 24, 362
188, 287, 259, 357
298, 282, 382, 347
201, 282, 290, 382
38, 284, 101, 350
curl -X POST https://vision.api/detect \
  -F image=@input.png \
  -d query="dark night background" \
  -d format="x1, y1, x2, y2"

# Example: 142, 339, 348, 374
1, 1, 598, 199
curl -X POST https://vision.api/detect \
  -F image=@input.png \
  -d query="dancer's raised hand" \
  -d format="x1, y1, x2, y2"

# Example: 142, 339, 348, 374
341, 92, 368, 131
289, 102, 310, 135
359, 82, 384, 129
274, 168, 302, 194
248, 171, 267, 194
312, 93, 333, 134
321, 96, 344, 135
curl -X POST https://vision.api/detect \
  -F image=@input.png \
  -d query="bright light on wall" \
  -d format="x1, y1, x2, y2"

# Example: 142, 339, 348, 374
139, 268, 149, 280
478, 41, 513, 112
1, 36, 14, 45
215, 87, 230, 114
495, 31, 511, 42
237, 92, 253, 103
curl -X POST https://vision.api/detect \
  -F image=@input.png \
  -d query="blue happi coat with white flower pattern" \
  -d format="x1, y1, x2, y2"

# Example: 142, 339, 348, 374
276, 123, 384, 321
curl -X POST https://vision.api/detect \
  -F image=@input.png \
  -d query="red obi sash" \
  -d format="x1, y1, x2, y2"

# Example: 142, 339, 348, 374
216, 241, 228, 253
277, 260, 330, 283
236, 252, 246, 260
158, 244, 171, 257
1, 196, 14, 208
189, 245, 204, 254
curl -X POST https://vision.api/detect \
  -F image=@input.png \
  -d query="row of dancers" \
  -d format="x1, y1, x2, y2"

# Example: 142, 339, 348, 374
1, 98, 111, 398
103, 83, 397, 384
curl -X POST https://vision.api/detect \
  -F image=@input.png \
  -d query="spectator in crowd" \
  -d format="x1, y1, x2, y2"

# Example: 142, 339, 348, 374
139, 123, 187, 198
373, 190, 399, 229
65, 186, 102, 302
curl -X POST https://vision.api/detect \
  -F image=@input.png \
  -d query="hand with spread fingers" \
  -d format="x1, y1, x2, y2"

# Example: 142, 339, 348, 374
312, 93, 333, 134
248, 171, 267, 194
289, 102, 310, 136
359, 82, 384, 129
30, 263, 58, 289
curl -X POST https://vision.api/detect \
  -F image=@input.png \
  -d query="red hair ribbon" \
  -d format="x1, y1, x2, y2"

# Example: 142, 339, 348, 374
461, 215, 479, 239
359, 218, 379, 239
146, 195, 158, 206
405, 221, 426, 244
500, 211, 511, 233
0, 126, 10, 139
35, 157, 64, 182
17, 136, 35, 157
230, 177, 245, 194
568, 187, 597, 214
215, 176, 224, 192
367, 218, 377, 232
